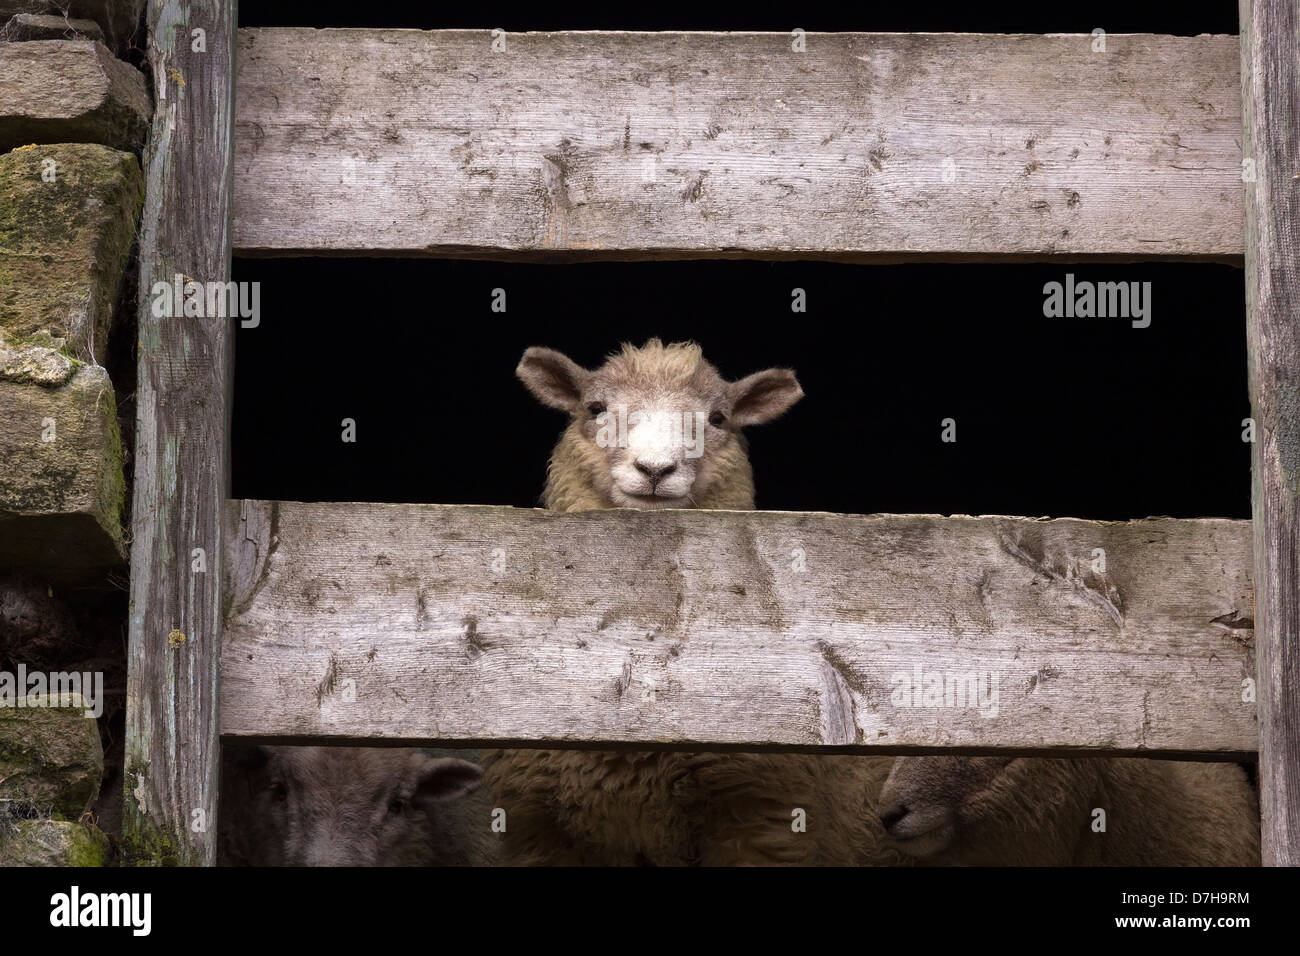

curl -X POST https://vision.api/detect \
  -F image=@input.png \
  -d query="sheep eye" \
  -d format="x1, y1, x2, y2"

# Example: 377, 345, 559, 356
387, 798, 407, 816
586, 401, 606, 416
269, 782, 288, 802
708, 411, 726, 427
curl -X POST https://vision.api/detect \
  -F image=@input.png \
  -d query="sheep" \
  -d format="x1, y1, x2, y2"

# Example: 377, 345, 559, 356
482, 339, 904, 865
877, 754, 1260, 866
218, 746, 497, 866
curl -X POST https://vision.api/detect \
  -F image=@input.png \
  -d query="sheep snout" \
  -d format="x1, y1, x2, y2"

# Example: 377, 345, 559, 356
877, 796, 957, 858
610, 454, 697, 506
634, 459, 677, 482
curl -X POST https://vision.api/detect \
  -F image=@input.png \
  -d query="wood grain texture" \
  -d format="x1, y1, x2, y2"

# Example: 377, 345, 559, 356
231, 30, 1243, 262
1241, 0, 1300, 867
221, 502, 1257, 758
123, 0, 233, 866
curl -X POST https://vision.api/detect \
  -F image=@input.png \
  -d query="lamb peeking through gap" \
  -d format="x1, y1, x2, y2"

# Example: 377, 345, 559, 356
514, 338, 802, 511
484, 339, 906, 866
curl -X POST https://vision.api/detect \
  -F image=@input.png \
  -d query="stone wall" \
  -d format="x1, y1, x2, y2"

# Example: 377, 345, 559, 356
0, 0, 147, 866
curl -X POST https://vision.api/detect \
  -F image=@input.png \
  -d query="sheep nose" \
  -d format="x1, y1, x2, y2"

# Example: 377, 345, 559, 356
635, 461, 677, 483
878, 803, 909, 835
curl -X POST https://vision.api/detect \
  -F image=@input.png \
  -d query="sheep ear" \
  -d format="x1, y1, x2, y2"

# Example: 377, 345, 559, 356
517, 347, 591, 412
727, 368, 804, 426
413, 758, 483, 807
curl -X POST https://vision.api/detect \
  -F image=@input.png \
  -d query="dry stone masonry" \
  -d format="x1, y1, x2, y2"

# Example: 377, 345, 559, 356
0, 1, 143, 52
0, 41, 150, 152
0, 0, 147, 866
0, 144, 141, 585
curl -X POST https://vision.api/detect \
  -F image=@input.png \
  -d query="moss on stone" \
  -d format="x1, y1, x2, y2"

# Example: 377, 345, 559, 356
0, 694, 104, 818
0, 363, 126, 565
0, 143, 144, 366
0, 818, 111, 866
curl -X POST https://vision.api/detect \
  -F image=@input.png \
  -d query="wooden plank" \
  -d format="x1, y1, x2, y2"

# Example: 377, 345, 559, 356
232, 30, 1243, 262
1240, 0, 1300, 867
221, 502, 1257, 758
123, 0, 234, 866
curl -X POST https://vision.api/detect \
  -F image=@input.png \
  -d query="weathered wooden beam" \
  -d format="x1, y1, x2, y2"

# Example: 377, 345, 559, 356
232, 30, 1242, 262
221, 502, 1257, 758
124, 0, 234, 866
1240, 0, 1300, 868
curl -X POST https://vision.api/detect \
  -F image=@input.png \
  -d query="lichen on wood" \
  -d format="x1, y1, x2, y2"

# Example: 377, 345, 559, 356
123, 0, 234, 867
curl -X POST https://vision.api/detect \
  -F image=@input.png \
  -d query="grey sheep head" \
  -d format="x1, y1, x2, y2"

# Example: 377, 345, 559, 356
220, 746, 486, 866
877, 755, 1093, 866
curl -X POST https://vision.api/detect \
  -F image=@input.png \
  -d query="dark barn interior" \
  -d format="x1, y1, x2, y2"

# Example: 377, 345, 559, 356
231, 258, 1250, 520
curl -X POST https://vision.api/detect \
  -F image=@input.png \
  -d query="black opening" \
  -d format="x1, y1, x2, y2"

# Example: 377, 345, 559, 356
231, 259, 1249, 520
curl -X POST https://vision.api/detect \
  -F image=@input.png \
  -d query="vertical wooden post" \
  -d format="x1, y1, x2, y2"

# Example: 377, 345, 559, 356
1241, 0, 1300, 866
124, 0, 236, 865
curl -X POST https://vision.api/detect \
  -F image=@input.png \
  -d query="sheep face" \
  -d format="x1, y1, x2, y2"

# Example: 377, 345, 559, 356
878, 755, 1092, 865
877, 756, 1003, 858
517, 339, 803, 510
220, 746, 484, 866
